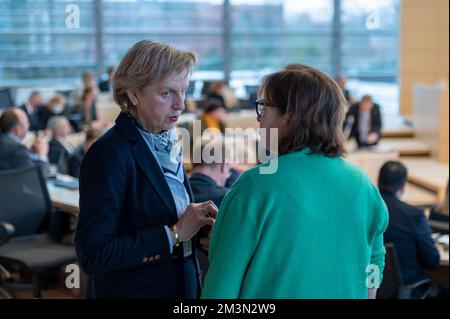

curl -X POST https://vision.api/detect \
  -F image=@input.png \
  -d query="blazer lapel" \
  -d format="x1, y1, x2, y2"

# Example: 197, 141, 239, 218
132, 143, 177, 219
115, 112, 178, 221
183, 168, 194, 203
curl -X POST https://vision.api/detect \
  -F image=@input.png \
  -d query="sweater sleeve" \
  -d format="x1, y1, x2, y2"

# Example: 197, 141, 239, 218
201, 178, 258, 299
369, 186, 389, 287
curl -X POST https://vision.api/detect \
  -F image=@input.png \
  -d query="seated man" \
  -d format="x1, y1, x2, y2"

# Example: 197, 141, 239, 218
378, 161, 440, 298
337, 75, 353, 106
67, 126, 104, 178
98, 66, 115, 93
344, 95, 382, 147
189, 143, 230, 208
0, 108, 49, 173
189, 140, 231, 284
18, 91, 45, 131
47, 116, 74, 174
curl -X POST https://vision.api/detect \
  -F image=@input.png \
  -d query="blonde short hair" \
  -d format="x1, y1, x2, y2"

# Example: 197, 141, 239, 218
113, 40, 197, 112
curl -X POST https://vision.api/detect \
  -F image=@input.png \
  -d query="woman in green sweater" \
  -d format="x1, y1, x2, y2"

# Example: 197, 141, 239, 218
201, 64, 389, 299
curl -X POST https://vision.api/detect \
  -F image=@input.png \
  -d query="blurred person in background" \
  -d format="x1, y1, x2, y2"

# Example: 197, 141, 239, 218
98, 67, 115, 93
200, 100, 228, 135
69, 86, 98, 132
47, 116, 74, 174
37, 93, 66, 129
344, 95, 382, 148
0, 108, 49, 174
19, 91, 45, 131
207, 81, 226, 108
337, 75, 353, 106
189, 140, 231, 208
378, 161, 441, 298
67, 126, 104, 178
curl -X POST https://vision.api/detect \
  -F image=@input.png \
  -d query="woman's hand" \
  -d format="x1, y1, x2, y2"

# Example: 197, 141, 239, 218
174, 201, 217, 243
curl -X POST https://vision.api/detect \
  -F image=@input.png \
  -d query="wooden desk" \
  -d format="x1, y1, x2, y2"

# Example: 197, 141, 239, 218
402, 183, 438, 207
344, 149, 399, 185
345, 150, 438, 207
382, 115, 415, 138
402, 158, 449, 202
377, 138, 432, 156
47, 181, 79, 214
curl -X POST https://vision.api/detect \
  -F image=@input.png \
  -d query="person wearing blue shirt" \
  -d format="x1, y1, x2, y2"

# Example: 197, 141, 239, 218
0, 108, 48, 174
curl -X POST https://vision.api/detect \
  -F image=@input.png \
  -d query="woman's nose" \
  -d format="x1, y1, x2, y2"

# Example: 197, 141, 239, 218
173, 96, 185, 111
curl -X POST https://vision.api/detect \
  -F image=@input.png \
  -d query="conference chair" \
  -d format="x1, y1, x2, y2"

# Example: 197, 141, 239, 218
377, 243, 433, 299
0, 166, 77, 298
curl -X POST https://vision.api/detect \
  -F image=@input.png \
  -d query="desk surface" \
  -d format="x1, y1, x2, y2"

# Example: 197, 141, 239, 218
382, 115, 415, 138
402, 158, 449, 201
402, 183, 439, 207
345, 150, 439, 207
47, 181, 79, 214
375, 138, 431, 156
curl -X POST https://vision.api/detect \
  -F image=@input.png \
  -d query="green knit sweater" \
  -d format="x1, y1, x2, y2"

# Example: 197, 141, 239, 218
201, 148, 388, 299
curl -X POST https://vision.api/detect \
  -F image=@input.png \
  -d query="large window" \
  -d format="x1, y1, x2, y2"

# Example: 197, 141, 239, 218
341, 0, 400, 114
102, 0, 224, 72
0, 0, 96, 85
230, 0, 333, 74
341, 0, 400, 81
0, 0, 401, 112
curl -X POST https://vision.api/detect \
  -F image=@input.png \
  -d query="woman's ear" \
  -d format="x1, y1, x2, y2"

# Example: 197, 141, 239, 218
126, 89, 139, 106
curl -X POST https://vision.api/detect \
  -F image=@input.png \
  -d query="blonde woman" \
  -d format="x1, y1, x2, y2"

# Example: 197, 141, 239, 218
75, 40, 217, 299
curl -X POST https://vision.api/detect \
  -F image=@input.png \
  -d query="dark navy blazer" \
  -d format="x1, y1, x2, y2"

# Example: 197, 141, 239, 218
381, 191, 440, 285
75, 112, 195, 299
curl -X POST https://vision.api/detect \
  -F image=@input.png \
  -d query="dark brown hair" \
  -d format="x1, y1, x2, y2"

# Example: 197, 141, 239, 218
0, 108, 20, 133
261, 63, 346, 157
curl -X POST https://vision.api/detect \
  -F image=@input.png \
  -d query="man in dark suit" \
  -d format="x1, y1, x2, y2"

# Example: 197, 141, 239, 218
98, 67, 115, 93
46, 116, 74, 174
189, 148, 230, 208
18, 91, 44, 131
337, 75, 353, 105
378, 161, 440, 298
344, 95, 382, 147
0, 108, 49, 173
188, 141, 231, 284
67, 126, 104, 178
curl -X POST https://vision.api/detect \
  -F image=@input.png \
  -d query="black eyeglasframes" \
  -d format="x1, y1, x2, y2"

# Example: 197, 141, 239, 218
255, 99, 266, 117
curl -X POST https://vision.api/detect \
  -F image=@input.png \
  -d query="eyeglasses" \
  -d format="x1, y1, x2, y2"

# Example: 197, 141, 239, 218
255, 98, 267, 117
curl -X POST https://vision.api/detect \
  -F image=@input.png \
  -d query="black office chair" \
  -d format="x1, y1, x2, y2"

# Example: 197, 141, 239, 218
201, 80, 212, 97
0, 166, 77, 298
377, 243, 432, 299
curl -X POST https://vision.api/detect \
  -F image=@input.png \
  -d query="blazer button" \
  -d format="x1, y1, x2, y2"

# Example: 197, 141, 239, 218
149, 256, 155, 262
155, 254, 160, 261
142, 257, 148, 263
